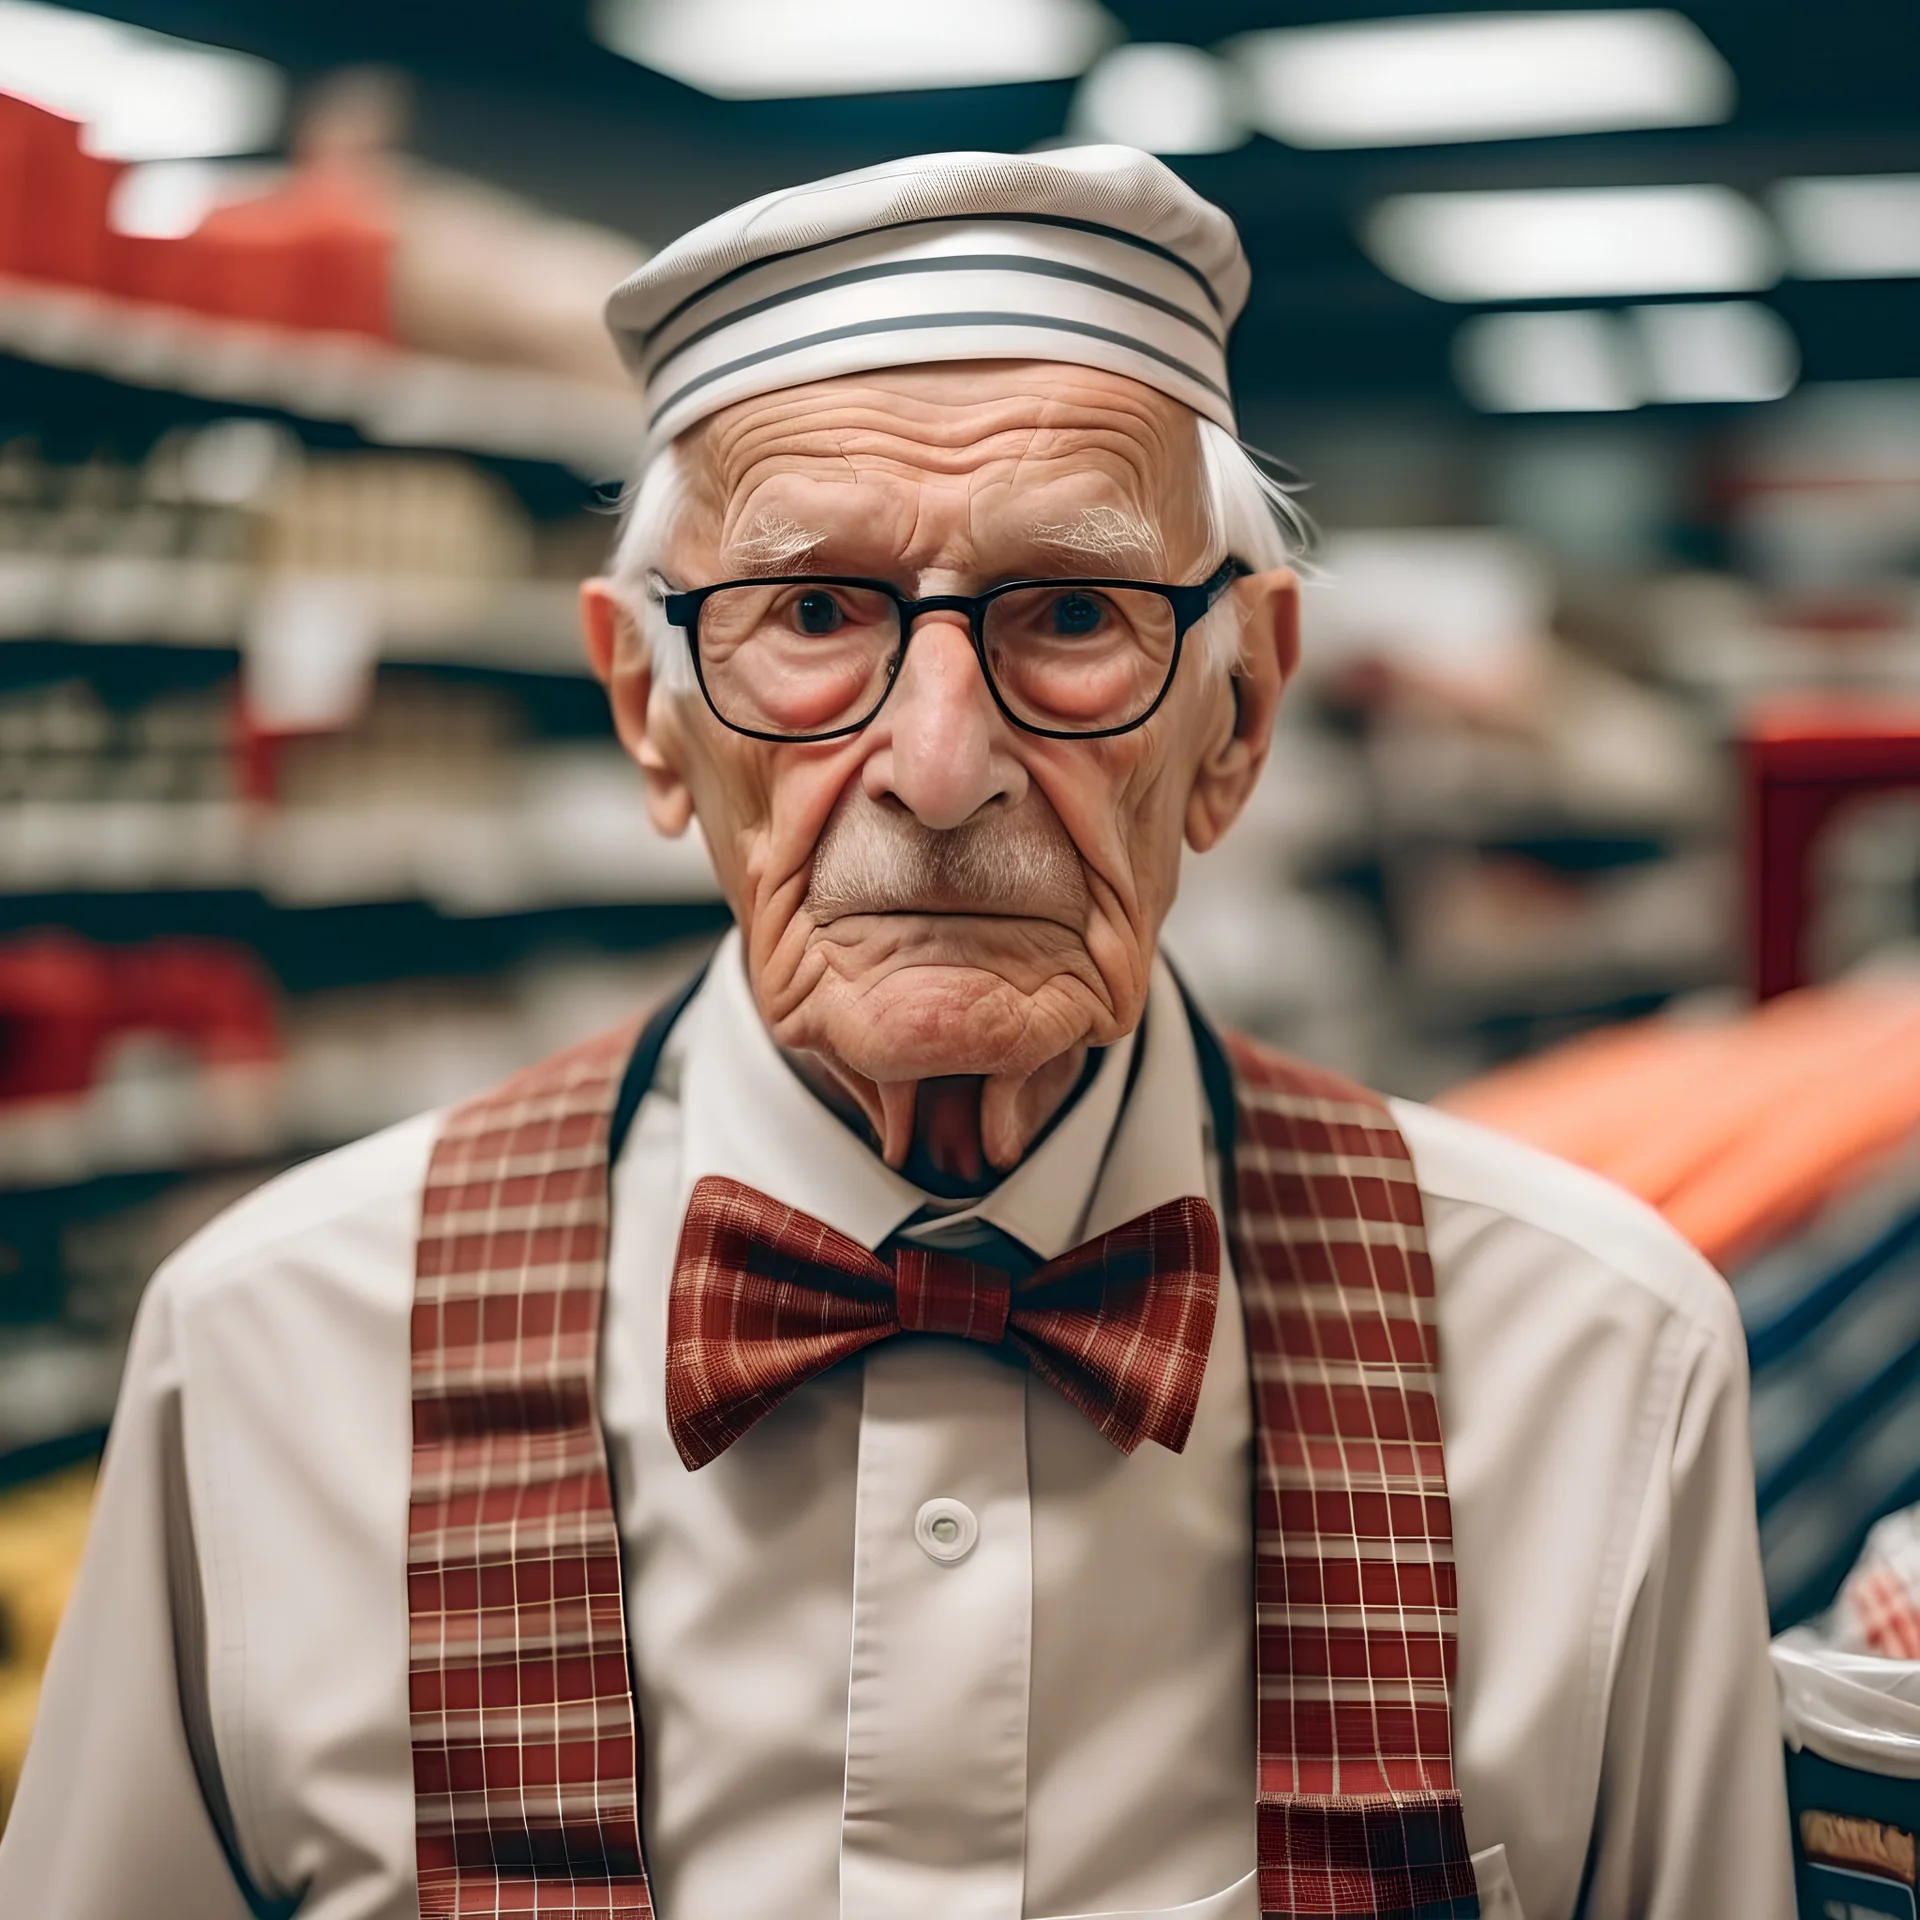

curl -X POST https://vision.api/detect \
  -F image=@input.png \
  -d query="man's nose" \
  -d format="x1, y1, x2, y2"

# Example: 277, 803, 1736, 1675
862, 613, 1026, 831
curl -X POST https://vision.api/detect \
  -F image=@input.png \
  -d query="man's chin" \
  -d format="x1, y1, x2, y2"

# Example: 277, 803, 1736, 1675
775, 933, 1110, 1084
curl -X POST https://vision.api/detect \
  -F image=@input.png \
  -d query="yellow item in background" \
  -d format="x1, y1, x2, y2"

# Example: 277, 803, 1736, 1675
0, 1465, 97, 1828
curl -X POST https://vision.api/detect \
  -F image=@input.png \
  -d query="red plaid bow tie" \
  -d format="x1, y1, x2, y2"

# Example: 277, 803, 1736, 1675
667, 1173, 1221, 1470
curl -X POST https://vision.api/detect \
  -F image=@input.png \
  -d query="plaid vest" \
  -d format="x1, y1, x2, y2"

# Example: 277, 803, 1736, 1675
407, 986, 1477, 1919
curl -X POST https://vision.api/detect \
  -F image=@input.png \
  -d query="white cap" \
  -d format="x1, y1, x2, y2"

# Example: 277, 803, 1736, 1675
606, 145, 1249, 454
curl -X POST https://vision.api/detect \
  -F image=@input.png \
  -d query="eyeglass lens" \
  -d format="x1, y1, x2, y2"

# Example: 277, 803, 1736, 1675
694, 581, 1181, 738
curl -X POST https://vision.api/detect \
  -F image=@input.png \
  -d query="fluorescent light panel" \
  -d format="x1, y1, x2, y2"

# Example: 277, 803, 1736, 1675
1367, 185, 1776, 302
1456, 302, 1797, 412
1068, 43, 1247, 155
1455, 310, 1638, 413
593, 0, 1120, 99
1772, 175, 1920, 280
0, 0, 282, 161
1632, 300, 1797, 403
1228, 9, 1731, 149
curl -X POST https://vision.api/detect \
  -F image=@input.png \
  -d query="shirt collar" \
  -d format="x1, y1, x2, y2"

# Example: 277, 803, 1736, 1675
677, 929, 1209, 1260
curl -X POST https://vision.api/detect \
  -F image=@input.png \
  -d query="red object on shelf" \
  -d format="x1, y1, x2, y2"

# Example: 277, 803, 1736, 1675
0, 93, 123, 288
114, 940, 280, 1065
0, 92, 120, 288
0, 931, 280, 1106
103, 228, 205, 310
194, 167, 392, 337
0, 93, 39, 272
0, 84, 393, 339
1744, 696, 1920, 1000
0, 931, 115, 1102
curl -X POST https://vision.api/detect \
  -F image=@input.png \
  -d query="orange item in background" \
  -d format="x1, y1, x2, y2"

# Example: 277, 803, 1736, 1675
1441, 979, 1920, 1269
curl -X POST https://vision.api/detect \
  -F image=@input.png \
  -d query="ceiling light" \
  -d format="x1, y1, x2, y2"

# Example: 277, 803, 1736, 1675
0, 0, 283, 161
1455, 301, 1799, 411
1227, 10, 1731, 149
1067, 43, 1247, 154
1454, 310, 1639, 412
1366, 185, 1776, 302
593, 0, 1120, 100
1631, 301, 1797, 403
1772, 175, 1920, 279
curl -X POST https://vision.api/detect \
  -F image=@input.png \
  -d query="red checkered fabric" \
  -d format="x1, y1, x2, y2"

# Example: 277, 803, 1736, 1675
408, 1019, 1472, 1919
665, 1173, 1220, 1469
1227, 1037, 1476, 1919
410, 1021, 651, 1918
1848, 1568, 1920, 1660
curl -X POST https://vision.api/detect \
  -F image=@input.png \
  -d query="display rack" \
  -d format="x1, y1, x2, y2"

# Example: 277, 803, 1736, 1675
0, 274, 645, 477
0, 320, 708, 1478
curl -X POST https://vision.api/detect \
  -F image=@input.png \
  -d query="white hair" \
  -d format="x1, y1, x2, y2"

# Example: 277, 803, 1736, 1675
608, 411, 1305, 691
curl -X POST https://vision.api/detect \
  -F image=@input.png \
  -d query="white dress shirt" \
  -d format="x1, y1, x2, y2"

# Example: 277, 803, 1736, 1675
0, 934, 1794, 1920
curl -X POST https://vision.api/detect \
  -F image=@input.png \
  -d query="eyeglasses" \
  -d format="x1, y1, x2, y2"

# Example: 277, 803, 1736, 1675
657, 557, 1249, 743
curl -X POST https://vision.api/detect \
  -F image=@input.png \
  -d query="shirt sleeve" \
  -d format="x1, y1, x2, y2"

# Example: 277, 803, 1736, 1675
1584, 1305, 1796, 1920
0, 1272, 256, 1920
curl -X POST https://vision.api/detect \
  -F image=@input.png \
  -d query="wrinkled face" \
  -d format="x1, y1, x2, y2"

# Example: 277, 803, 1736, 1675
587, 361, 1295, 1143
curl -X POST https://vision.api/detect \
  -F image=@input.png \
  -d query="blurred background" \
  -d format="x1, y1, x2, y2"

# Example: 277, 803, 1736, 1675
1, 0, 1918, 1831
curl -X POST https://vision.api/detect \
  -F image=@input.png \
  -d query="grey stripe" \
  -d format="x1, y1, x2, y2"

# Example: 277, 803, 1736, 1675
637, 210, 1225, 346
649, 253, 1223, 378
648, 310, 1230, 429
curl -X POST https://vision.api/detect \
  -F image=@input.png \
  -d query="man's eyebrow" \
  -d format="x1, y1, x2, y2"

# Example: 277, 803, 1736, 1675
1023, 505, 1167, 574
720, 513, 828, 576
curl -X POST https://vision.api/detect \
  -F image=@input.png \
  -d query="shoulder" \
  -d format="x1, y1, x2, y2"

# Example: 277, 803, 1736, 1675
149, 1109, 441, 1326
1386, 1095, 1744, 1367
1210, 1025, 1741, 1369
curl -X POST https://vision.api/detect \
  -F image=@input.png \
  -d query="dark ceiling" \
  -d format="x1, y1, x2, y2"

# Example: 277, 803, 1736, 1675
63, 1, 1920, 425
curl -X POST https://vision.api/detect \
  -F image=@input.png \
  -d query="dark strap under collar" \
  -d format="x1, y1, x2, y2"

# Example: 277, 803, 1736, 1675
1170, 966, 1239, 1219
607, 961, 711, 1168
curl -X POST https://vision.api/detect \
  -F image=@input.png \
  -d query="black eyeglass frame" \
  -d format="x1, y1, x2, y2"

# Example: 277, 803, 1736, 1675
657, 556, 1252, 744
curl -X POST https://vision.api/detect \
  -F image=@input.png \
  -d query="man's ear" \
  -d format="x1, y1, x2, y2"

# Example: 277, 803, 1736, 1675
1184, 568, 1298, 854
580, 577, 694, 839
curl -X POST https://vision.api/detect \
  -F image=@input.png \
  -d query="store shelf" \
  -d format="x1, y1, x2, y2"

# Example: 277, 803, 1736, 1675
0, 786, 721, 907
0, 561, 593, 676
0, 891, 727, 990
0, 275, 645, 477
0, 927, 721, 1195
0, 1331, 120, 1461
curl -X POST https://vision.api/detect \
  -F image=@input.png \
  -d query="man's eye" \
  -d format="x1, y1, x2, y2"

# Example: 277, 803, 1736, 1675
1050, 591, 1104, 637
794, 591, 844, 636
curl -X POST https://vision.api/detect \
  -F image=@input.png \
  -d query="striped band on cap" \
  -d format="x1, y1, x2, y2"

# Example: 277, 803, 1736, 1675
606, 147, 1249, 452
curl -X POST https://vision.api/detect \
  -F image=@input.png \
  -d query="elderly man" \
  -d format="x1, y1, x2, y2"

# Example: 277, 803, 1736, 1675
1, 149, 1790, 1920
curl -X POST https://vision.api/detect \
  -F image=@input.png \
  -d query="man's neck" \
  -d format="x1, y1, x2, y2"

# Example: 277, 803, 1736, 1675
783, 1045, 1096, 1196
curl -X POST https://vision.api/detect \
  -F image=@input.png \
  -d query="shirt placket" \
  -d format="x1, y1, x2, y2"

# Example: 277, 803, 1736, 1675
839, 1335, 1032, 1920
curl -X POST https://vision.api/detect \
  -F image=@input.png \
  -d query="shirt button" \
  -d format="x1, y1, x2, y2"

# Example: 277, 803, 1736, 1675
914, 1497, 978, 1565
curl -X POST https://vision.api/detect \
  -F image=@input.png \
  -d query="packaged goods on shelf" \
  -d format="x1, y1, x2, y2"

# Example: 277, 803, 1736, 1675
0, 427, 598, 669
1398, 846, 1733, 1004
1253, 525, 1745, 1087
0, 933, 717, 1193
0, 930, 279, 1187
0, 668, 719, 907
0, 81, 648, 472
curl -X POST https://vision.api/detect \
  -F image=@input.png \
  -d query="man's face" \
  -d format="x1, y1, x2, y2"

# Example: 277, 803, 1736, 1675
586, 361, 1295, 1162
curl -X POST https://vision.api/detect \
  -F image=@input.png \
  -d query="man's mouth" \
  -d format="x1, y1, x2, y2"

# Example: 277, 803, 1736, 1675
807, 894, 1066, 924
